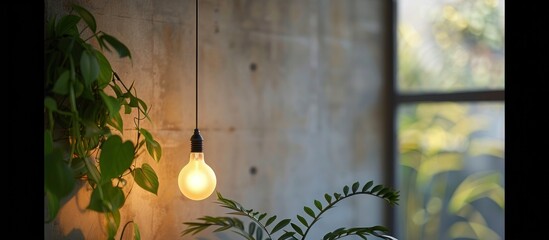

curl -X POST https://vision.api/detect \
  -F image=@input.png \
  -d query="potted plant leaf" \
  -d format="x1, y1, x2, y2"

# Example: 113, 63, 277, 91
182, 181, 399, 240
44, 4, 161, 239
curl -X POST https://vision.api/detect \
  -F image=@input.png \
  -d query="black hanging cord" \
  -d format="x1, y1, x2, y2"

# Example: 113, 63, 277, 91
191, 0, 204, 153
195, 0, 199, 129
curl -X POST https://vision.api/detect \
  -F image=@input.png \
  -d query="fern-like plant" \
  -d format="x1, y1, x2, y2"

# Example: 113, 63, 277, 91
182, 181, 399, 240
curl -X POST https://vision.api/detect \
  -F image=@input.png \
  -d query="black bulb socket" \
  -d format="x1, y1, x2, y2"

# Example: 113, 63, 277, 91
190, 128, 204, 152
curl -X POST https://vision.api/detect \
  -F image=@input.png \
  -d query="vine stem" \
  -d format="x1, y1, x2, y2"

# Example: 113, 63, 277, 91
110, 71, 144, 181
119, 220, 134, 240
301, 192, 389, 240
135, 89, 141, 151
47, 109, 54, 132
68, 56, 80, 167
83, 30, 104, 42
113, 72, 149, 118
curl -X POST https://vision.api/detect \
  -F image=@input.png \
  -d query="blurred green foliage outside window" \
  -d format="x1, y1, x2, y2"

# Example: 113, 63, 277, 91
396, 0, 504, 239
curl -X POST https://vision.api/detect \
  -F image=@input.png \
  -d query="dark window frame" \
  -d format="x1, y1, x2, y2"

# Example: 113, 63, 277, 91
383, 0, 505, 233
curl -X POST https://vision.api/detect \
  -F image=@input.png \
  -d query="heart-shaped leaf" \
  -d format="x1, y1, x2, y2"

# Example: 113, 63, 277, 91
131, 163, 159, 195
88, 182, 125, 212
99, 135, 134, 181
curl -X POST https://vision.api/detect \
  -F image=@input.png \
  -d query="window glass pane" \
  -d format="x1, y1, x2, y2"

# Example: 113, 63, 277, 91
396, 102, 504, 240
398, 0, 504, 92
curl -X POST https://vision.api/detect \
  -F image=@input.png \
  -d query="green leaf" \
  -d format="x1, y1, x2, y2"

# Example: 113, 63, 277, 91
352, 182, 360, 193
44, 97, 57, 111
334, 193, 341, 200
84, 157, 101, 184
343, 185, 349, 196
45, 190, 60, 222
265, 215, 277, 227
271, 219, 291, 234
314, 200, 323, 211
124, 104, 132, 114
362, 181, 373, 192
332, 227, 345, 236
82, 120, 103, 138
278, 231, 296, 240
448, 172, 504, 212
147, 139, 162, 162
80, 50, 100, 89
256, 227, 263, 240
101, 33, 132, 59
296, 215, 308, 227
136, 139, 146, 152
232, 230, 254, 240
370, 225, 389, 232
73, 80, 85, 98
258, 213, 267, 221
88, 182, 126, 212
70, 157, 87, 177
56, 14, 80, 36
71, 4, 96, 32
248, 222, 256, 235
99, 135, 135, 181
371, 185, 383, 194
213, 225, 231, 232
122, 102, 132, 116
44, 130, 53, 155
46, 15, 57, 38
99, 92, 123, 132
357, 233, 367, 239
139, 128, 153, 139
324, 194, 332, 204
304, 206, 315, 218
44, 148, 75, 200
106, 210, 121, 239
55, 36, 74, 56
131, 163, 159, 195
139, 128, 162, 162
110, 83, 124, 98
137, 97, 148, 113
95, 50, 113, 89
129, 95, 139, 107
107, 113, 124, 133
233, 218, 245, 230
377, 187, 389, 196
99, 92, 121, 115
290, 223, 303, 236
52, 70, 70, 95
382, 191, 393, 198
133, 222, 141, 240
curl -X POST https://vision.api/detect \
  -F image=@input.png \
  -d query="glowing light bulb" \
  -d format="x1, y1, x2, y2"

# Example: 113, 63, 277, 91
178, 129, 216, 200
178, 152, 216, 200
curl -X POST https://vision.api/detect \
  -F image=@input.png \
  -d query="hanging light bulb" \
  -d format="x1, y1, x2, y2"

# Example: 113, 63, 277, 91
178, 0, 216, 200
178, 129, 216, 200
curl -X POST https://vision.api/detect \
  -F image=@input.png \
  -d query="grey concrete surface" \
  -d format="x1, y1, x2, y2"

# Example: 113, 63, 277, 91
44, 0, 391, 239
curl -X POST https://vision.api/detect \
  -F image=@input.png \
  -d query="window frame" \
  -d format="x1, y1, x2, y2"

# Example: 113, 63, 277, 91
384, 0, 505, 234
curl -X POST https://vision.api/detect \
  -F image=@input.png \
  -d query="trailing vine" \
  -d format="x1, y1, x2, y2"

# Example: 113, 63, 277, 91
182, 181, 399, 240
44, 4, 161, 239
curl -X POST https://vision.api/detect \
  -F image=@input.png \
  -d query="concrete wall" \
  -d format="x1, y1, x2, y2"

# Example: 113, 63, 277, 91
44, 0, 391, 239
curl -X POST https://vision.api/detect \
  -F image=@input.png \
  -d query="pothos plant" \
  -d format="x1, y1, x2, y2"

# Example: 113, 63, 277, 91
183, 181, 400, 240
44, 4, 161, 239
